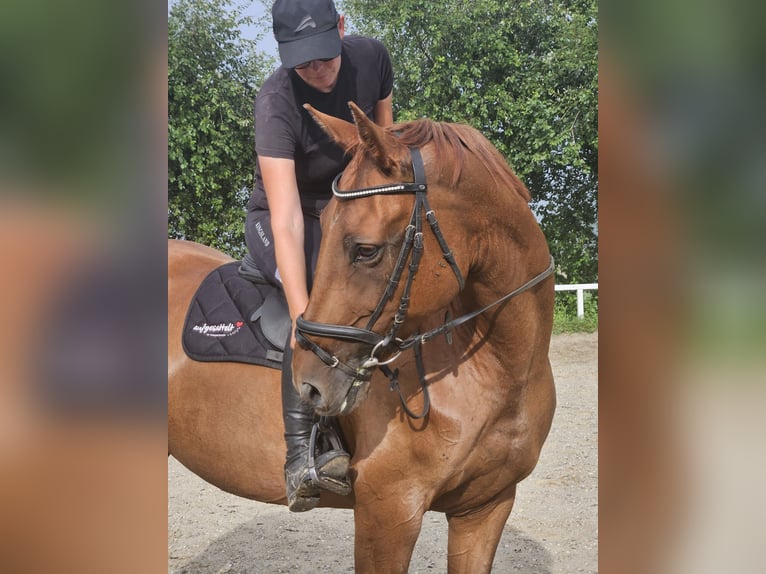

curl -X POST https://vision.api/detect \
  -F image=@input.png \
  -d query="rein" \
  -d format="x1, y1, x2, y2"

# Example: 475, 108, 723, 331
295, 147, 554, 418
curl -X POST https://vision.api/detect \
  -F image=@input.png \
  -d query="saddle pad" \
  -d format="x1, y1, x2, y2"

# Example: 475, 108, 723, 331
182, 262, 283, 369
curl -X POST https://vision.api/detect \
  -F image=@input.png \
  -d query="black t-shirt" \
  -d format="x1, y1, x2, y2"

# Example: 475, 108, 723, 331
249, 35, 393, 213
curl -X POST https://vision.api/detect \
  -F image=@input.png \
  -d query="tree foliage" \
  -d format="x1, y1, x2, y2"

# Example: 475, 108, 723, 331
168, 0, 272, 256
343, 0, 598, 282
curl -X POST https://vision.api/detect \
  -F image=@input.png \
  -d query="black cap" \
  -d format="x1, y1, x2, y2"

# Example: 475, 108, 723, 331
272, 0, 341, 69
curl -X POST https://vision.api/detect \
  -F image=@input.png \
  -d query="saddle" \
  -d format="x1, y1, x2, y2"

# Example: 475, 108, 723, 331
240, 254, 291, 350
181, 257, 291, 368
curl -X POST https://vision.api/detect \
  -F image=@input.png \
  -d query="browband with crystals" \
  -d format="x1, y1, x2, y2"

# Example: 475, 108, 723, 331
331, 148, 427, 199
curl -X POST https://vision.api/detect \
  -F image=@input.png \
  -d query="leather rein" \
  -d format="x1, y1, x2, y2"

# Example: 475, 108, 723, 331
295, 147, 554, 418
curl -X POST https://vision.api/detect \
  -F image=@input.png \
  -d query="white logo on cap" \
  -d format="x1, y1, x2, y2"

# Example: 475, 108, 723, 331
295, 15, 317, 32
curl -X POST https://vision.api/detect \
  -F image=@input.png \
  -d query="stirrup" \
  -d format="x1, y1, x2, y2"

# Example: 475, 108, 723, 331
285, 450, 350, 512
308, 420, 352, 496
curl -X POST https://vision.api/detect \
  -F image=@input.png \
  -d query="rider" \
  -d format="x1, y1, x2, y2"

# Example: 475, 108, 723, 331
244, 0, 394, 511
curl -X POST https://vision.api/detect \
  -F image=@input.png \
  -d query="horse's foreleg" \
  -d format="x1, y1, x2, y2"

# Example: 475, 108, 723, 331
445, 485, 517, 574
352, 494, 426, 574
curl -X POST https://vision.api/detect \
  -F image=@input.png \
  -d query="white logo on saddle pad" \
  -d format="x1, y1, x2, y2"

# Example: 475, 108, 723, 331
192, 321, 244, 337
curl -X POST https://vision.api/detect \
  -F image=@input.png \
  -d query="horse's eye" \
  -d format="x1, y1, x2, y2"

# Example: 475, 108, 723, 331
354, 244, 380, 263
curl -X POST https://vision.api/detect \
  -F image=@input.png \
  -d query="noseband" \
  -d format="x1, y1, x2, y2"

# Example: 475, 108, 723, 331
295, 147, 554, 417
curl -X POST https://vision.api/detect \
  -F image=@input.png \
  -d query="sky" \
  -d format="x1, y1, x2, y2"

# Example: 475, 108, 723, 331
238, 0, 278, 58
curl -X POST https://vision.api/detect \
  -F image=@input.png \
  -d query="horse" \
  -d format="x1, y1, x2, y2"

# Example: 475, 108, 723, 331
168, 102, 556, 573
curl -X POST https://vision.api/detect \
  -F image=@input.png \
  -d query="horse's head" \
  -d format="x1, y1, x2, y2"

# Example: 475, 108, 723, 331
293, 102, 544, 416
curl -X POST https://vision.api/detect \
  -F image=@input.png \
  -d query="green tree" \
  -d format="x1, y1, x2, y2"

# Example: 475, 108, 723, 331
343, 0, 598, 283
168, 0, 273, 256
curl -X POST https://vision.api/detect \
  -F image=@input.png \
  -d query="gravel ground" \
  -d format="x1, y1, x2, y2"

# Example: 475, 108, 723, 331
168, 332, 598, 573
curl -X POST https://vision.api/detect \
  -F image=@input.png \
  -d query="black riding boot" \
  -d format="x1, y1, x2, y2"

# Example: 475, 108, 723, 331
282, 340, 351, 512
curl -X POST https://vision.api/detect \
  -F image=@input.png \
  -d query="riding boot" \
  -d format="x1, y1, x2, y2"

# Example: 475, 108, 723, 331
282, 340, 351, 512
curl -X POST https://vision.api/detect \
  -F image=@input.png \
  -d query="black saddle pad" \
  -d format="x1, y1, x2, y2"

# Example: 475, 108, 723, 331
182, 262, 283, 369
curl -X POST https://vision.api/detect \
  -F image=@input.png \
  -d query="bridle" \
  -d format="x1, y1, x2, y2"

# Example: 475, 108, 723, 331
295, 147, 555, 418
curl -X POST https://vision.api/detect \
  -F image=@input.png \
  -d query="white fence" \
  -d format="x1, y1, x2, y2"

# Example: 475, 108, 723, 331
554, 283, 598, 318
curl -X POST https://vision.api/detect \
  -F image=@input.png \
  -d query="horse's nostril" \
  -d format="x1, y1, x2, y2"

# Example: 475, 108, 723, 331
301, 382, 322, 407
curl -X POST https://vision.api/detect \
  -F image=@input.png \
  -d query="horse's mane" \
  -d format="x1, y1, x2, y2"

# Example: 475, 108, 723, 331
375, 119, 531, 201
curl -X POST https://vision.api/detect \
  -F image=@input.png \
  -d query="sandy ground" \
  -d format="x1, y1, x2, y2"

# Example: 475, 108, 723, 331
168, 332, 597, 573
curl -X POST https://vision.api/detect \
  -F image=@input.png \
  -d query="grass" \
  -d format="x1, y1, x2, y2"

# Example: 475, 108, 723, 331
552, 291, 598, 334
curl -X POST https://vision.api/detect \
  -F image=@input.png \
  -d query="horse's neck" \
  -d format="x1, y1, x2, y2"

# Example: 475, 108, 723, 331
459, 241, 552, 354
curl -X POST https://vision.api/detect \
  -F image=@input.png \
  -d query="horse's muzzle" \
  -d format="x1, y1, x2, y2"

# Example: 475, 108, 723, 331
299, 370, 372, 416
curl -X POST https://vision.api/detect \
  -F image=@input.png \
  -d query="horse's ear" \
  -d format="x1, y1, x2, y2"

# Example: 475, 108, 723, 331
347, 101, 400, 174
303, 103, 358, 153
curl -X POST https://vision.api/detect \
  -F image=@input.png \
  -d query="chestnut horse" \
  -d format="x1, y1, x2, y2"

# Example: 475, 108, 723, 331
168, 103, 555, 573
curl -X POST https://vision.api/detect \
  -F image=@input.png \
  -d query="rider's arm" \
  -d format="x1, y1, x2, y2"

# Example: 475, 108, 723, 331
259, 156, 308, 346
374, 92, 394, 128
